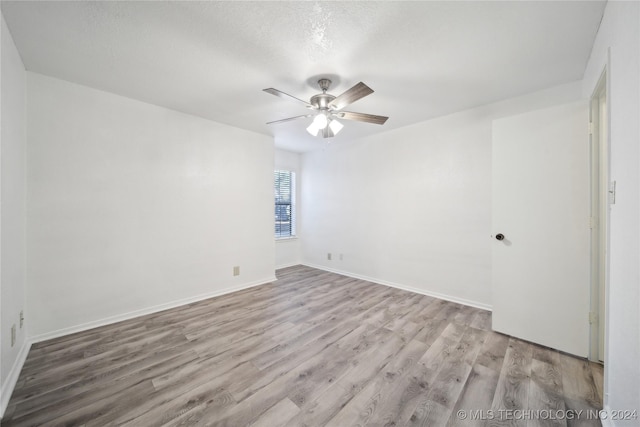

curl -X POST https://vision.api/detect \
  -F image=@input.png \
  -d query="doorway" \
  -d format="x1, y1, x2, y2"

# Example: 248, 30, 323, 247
589, 69, 609, 363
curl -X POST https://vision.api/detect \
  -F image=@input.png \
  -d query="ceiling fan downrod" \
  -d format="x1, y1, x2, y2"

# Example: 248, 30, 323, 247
317, 78, 331, 93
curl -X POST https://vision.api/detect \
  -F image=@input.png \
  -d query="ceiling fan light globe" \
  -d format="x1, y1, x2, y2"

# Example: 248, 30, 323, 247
306, 123, 320, 136
329, 119, 344, 135
312, 113, 328, 128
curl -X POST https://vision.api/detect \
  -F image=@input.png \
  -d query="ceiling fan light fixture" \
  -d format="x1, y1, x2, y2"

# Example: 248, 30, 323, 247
307, 112, 330, 136
306, 122, 320, 136
329, 119, 344, 135
312, 113, 328, 128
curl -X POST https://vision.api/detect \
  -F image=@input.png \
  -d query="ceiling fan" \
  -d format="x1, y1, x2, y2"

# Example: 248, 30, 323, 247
263, 79, 389, 138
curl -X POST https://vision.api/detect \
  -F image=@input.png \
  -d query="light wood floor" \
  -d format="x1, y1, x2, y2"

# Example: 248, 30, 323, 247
2, 265, 603, 426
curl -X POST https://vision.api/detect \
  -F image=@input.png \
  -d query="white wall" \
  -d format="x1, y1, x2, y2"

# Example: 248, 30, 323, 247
26, 73, 276, 339
275, 149, 301, 269
0, 13, 27, 416
582, 1, 640, 421
301, 82, 582, 309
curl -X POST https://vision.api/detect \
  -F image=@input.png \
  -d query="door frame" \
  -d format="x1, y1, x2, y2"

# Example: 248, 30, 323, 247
588, 64, 610, 364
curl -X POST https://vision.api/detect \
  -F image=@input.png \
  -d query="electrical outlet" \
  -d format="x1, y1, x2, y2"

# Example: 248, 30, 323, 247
233, 266, 240, 276
339, 254, 343, 261
11, 324, 16, 347
20, 310, 24, 329
327, 253, 332, 261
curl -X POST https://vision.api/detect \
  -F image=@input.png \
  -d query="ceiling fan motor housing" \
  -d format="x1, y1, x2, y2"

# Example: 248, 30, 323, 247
310, 93, 336, 110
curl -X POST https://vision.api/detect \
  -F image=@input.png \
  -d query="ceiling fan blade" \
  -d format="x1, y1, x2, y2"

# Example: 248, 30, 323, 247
263, 88, 313, 109
336, 111, 389, 125
328, 82, 374, 110
266, 114, 313, 125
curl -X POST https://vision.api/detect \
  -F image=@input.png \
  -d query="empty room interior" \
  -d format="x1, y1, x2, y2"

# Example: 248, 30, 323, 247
0, 1, 639, 426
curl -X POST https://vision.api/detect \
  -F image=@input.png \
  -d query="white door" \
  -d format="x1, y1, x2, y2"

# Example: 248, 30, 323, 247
492, 101, 591, 358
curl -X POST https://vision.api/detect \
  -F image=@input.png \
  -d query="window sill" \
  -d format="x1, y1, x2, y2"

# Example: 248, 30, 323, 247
275, 236, 298, 242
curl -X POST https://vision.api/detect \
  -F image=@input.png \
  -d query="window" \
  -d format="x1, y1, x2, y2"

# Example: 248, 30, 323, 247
274, 170, 296, 238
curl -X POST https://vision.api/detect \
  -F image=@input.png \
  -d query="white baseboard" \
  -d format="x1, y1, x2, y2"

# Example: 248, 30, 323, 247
30, 276, 277, 344
1, 338, 32, 419
302, 263, 492, 311
275, 262, 302, 271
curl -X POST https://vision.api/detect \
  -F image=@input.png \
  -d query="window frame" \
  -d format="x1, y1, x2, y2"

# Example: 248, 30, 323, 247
274, 169, 296, 239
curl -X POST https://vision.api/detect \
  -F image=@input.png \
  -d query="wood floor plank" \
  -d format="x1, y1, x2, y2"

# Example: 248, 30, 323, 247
590, 362, 604, 403
227, 322, 362, 401
8, 349, 201, 423
287, 337, 412, 426
531, 355, 562, 394
14, 379, 156, 427
283, 327, 409, 426
114, 381, 237, 426
334, 322, 466, 426
250, 320, 342, 370
11, 329, 192, 405
413, 318, 449, 347
488, 338, 533, 427
470, 309, 492, 331
429, 328, 486, 406
434, 302, 465, 321
0, 265, 603, 427
558, 352, 601, 409
476, 331, 511, 372
448, 364, 500, 427
284, 383, 353, 427
251, 398, 300, 427
563, 397, 602, 427
19, 327, 186, 386
527, 358, 567, 427
454, 305, 481, 325
408, 326, 486, 426
324, 338, 430, 427
210, 323, 393, 427
286, 327, 399, 408
407, 399, 451, 427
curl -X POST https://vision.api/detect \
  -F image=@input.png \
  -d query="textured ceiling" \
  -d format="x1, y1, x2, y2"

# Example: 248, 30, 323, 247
1, 1, 606, 152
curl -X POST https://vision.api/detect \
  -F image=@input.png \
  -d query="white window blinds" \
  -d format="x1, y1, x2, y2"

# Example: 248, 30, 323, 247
274, 170, 296, 238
